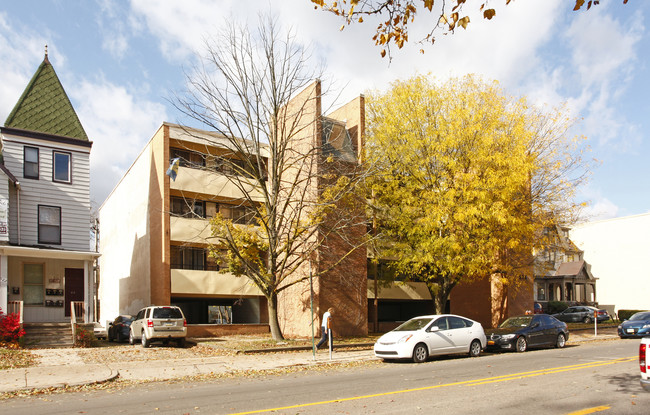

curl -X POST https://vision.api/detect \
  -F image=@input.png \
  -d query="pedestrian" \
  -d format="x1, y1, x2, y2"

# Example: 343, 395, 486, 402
316, 307, 333, 349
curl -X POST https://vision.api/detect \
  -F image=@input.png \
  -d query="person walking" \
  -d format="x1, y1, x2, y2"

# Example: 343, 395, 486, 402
316, 307, 333, 349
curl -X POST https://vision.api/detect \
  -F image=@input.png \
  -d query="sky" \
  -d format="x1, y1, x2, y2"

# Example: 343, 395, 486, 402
0, 0, 648, 222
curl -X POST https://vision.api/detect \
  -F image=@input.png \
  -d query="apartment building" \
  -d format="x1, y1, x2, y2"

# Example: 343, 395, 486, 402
99, 81, 369, 337
0, 52, 98, 322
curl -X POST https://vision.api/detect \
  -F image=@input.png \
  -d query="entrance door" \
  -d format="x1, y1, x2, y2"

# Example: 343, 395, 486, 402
64, 268, 84, 317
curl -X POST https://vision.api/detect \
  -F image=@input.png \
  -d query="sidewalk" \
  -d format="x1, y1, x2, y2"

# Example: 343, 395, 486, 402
0, 330, 619, 395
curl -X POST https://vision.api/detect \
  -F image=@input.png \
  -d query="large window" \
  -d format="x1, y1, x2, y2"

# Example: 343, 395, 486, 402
53, 151, 71, 183
170, 246, 219, 271
23, 263, 44, 305
170, 148, 205, 168
221, 204, 256, 225
170, 197, 205, 218
38, 205, 61, 244
24, 146, 39, 179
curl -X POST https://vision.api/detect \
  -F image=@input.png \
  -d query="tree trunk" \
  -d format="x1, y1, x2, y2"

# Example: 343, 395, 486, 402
267, 293, 284, 340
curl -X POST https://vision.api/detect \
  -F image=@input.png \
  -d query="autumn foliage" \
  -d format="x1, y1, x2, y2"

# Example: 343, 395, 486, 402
0, 307, 25, 348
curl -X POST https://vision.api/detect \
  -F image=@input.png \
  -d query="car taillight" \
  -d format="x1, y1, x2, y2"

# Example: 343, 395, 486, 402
147, 319, 153, 328
183, 319, 187, 327
640, 343, 647, 374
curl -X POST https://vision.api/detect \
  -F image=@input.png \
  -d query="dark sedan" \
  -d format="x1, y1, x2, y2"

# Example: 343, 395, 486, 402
552, 306, 610, 324
618, 311, 650, 338
108, 315, 134, 342
486, 314, 569, 353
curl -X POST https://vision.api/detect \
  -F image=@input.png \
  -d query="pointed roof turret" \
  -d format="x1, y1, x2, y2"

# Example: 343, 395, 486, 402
4, 46, 89, 141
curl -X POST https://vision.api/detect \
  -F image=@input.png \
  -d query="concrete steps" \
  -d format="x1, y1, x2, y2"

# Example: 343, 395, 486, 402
23, 323, 74, 348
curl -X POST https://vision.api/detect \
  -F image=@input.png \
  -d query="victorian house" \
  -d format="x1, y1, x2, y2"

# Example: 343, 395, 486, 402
0, 51, 99, 324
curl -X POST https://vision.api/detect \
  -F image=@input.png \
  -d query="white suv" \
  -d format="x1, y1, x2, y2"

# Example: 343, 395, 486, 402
129, 306, 187, 348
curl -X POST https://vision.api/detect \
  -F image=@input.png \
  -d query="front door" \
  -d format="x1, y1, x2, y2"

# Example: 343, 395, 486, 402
64, 268, 84, 317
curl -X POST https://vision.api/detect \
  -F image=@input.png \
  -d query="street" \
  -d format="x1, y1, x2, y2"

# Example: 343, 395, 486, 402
1, 338, 648, 414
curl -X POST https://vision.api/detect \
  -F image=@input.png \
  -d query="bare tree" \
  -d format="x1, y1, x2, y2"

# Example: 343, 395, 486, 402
174, 15, 369, 340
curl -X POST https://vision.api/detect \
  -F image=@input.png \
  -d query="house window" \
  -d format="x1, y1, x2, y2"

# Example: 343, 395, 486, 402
38, 205, 61, 244
24, 146, 39, 179
53, 151, 71, 183
23, 263, 44, 305
170, 197, 205, 218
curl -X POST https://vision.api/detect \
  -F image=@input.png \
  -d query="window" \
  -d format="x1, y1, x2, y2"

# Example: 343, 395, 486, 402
23, 263, 44, 305
38, 205, 61, 244
53, 151, 71, 183
170, 197, 205, 218
170, 246, 219, 271
220, 204, 256, 224
24, 146, 39, 179
170, 148, 205, 168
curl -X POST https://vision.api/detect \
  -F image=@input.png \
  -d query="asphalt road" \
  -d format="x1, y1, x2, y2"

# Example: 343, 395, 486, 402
2, 338, 649, 414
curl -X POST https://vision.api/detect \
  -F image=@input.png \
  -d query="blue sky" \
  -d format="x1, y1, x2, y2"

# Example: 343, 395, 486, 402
1, 0, 648, 222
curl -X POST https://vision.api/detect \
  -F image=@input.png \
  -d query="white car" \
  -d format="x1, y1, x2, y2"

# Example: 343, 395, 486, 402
641, 337, 650, 391
374, 314, 487, 363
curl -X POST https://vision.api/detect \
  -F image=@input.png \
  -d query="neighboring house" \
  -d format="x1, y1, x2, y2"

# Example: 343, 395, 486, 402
0, 51, 99, 323
99, 81, 368, 337
570, 213, 650, 315
533, 224, 598, 309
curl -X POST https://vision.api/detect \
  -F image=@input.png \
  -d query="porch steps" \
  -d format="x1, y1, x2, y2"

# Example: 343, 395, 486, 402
23, 323, 74, 348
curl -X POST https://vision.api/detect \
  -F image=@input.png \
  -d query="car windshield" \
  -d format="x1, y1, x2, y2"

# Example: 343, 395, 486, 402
630, 312, 650, 321
393, 318, 433, 332
153, 308, 183, 319
499, 316, 532, 328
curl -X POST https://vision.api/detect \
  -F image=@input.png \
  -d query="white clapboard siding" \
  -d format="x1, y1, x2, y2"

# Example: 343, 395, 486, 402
2, 133, 92, 252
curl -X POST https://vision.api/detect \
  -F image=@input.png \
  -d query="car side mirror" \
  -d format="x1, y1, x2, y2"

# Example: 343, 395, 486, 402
428, 326, 440, 332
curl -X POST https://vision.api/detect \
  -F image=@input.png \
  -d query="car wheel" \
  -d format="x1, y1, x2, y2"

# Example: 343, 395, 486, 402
141, 331, 150, 348
129, 330, 135, 345
177, 338, 186, 348
515, 336, 527, 352
469, 339, 482, 357
582, 316, 591, 324
412, 343, 428, 363
555, 333, 566, 348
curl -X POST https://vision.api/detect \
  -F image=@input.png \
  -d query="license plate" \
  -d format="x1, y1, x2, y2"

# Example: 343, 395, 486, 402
164, 322, 173, 326
487, 340, 495, 345
627, 328, 635, 333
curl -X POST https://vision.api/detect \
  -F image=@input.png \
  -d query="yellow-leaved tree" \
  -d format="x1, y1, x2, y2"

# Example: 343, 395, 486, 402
366, 74, 591, 314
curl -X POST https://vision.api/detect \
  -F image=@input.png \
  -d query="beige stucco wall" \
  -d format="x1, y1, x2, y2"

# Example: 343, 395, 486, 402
570, 213, 650, 313
99, 128, 163, 321
170, 269, 262, 297
170, 166, 263, 202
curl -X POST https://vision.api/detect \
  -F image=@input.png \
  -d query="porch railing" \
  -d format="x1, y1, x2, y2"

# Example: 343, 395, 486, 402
7, 300, 23, 326
70, 301, 85, 344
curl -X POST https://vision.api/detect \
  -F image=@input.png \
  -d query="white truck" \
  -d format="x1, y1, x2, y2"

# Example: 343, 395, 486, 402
641, 337, 650, 391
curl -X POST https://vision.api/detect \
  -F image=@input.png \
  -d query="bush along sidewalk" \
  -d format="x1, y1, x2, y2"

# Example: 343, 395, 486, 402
74, 326, 98, 348
0, 307, 25, 349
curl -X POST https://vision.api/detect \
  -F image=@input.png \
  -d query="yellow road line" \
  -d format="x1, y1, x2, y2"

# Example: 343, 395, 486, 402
566, 406, 611, 415
229, 356, 636, 415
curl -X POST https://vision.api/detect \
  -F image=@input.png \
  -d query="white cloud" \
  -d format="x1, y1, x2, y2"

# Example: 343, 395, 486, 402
0, 12, 50, 121
70, 78, 167, 205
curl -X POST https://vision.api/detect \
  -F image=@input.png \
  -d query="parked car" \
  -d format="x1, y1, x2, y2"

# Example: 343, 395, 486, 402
618, 311, 650, 338
107, 315, 134, 342
93, 322, 107, 340
129, 306, 187, 348
485, 314, 569, 352
373, 314, 487, 363
552, 306, 610, 324
640, 336, 650, 391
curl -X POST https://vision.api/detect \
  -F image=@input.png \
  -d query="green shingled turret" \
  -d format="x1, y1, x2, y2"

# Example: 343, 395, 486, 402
4, 50, 88, 141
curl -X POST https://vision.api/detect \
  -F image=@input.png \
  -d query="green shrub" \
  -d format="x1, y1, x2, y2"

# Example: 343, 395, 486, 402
547, 301, 569, 314
618, 309, 648, 321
